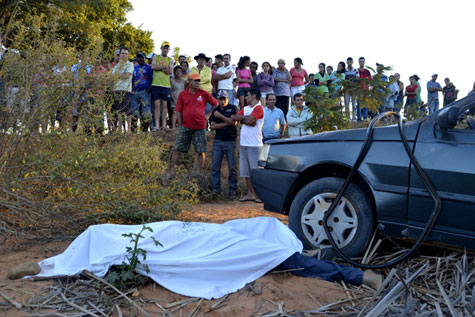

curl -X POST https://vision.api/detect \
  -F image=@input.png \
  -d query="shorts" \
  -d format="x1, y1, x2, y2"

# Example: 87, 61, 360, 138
174, 127, 207, 153
291, 85, 305, 99
239, 146, 261, 178
151, 86, 171, 102
237, 87, 250, 97
261, 91, 274, 99
112, 91, 132, 115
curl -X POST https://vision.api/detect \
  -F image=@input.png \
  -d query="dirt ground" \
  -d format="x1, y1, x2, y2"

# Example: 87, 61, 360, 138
0, 202, 352, 316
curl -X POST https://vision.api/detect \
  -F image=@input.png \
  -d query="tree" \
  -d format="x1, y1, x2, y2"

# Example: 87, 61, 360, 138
304, 64, 393, 133
0, 0, 153, 57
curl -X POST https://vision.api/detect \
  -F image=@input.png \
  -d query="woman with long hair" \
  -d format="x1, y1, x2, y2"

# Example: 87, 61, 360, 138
329, 61, 346, 98
290, 57, 308, 100
236, 56, 253, 108
257, 61, 274, 107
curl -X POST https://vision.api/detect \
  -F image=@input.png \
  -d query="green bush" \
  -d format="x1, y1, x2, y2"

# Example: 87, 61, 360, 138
0, 134, 198, 241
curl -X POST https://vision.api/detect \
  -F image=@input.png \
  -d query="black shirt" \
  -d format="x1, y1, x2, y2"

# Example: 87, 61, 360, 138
209, 104, 238, 141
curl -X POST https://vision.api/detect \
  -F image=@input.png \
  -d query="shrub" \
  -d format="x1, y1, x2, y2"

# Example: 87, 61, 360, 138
0, 133, 198, 242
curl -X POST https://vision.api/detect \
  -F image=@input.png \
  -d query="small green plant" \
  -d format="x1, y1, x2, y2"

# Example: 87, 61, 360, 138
105, 225, 162, 290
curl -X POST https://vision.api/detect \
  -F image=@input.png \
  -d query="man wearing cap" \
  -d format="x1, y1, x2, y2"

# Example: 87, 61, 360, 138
169, 73, 218, 178
110, 46, 134, 132
427, 73, 443, 114
209, 90, 238, 199
214, 53, 236, 107
151, 41, 174, 130
132, 52, 153, 132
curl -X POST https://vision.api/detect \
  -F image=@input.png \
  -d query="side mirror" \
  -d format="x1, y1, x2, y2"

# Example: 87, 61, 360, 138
437, 106, 459, 130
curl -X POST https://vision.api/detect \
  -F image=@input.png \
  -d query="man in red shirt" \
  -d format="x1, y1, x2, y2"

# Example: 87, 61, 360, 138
169, 73, 218, 178
357, 57, 372, 121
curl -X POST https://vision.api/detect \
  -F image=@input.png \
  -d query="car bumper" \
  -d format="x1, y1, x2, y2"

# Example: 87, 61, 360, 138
251, 168, 299, 213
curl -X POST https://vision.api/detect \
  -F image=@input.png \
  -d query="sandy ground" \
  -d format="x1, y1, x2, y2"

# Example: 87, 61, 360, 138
0, 202, 351, 316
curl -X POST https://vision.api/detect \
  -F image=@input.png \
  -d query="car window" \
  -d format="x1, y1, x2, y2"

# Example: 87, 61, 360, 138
452, 107, 475, 131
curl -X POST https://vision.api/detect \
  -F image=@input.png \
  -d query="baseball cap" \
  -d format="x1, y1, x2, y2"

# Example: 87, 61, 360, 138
432, 73, 438, 76
189, 73, 201, 81
146, 53, 155, 59
136, 52, 146, 58
215, 54, 224, 60
161, 41, 170, 47
217, 90, 228, 98
114, 49, 120, 55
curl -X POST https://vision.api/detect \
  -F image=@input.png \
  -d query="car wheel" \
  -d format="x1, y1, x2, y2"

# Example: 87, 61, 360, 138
289, 177, 375, 258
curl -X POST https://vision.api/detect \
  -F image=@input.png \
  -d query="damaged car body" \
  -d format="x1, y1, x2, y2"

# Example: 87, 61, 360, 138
251, 93, 475, 257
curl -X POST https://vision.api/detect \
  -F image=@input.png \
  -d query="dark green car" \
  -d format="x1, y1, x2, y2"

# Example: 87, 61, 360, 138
251, 93, 475, 256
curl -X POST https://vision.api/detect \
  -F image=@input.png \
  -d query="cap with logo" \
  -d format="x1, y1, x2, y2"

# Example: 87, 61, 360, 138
216, 90, 228, 98
161, 41, 170, 47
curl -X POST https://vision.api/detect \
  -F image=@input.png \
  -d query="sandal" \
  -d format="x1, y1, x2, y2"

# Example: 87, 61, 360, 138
238, 195, 255, 202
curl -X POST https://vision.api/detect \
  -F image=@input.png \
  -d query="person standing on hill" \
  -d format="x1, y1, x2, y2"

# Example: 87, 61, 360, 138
236, 56, 253, 108
315, 63, 330, 95
131, 52, 153, 132
426, 73, 443, 114
290, 57, 309, 100
357, 57, 372, 121
344, 57, 359, 120
443, 78, 459, 107
286, 93, 312, 138
231, 89, 265, 202
215, 53, 236, 107
257, 61, 275, 107
273, 59, 292, 117
111, 46, 134, 132
209, 90, 238, 199
151, 41, 174, 130
191, 53, 213, 115
169, 73, 218, 178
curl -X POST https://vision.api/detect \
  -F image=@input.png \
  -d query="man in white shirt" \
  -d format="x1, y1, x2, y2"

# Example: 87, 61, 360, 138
111, 46, 134, 132
231, 89, 264, 202
214, 53, 235, 106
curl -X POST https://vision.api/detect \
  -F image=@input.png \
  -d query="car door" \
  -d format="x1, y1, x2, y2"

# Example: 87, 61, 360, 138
407, 100, 475, 249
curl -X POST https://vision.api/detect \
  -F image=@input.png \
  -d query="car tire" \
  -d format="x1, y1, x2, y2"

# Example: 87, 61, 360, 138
289, 177, 375, 258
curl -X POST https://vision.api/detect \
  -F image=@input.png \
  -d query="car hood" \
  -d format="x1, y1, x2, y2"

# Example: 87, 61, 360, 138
269, 120, 422, 144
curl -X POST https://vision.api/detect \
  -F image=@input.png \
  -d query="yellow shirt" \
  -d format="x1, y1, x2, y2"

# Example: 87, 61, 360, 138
190, 66, 212, 93
152, 55, 173, 88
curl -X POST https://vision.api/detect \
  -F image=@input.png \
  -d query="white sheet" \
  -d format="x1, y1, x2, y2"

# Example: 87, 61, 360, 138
33, 217, 303, 299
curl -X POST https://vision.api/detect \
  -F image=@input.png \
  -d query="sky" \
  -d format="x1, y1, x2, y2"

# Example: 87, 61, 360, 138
127, 0, 474, 98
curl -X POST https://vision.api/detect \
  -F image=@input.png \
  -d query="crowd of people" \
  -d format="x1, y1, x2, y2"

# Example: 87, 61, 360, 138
2, 37, 475, 201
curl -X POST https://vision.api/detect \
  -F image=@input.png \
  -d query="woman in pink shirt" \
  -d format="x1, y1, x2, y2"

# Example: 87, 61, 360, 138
236, 56, 253, 108
290, 57, 309, 100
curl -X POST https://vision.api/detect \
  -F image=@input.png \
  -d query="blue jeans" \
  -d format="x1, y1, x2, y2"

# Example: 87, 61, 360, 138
356, 100, 368, 121
211, 139, 237, 193
132, 90, 152, 120
428, 98, 439, 114
274, 252, 363, 285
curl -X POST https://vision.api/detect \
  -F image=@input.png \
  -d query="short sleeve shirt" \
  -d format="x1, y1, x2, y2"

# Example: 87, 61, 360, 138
236, 68, 251, 88
133, 64, 153, 91
217, 65, 235, 90
209, 105, 238, 141
112, 61, 134, 92
262, 107, 285, 139
176, 88, 218, 130
273, 68, 290, 96
238, 104, 265, 147
290, 68, 308, 87
152, 55, 173, 88
427, 80, 442, 100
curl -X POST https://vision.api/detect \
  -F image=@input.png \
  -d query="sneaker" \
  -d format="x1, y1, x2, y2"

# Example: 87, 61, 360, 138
228, 192, 237, 200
